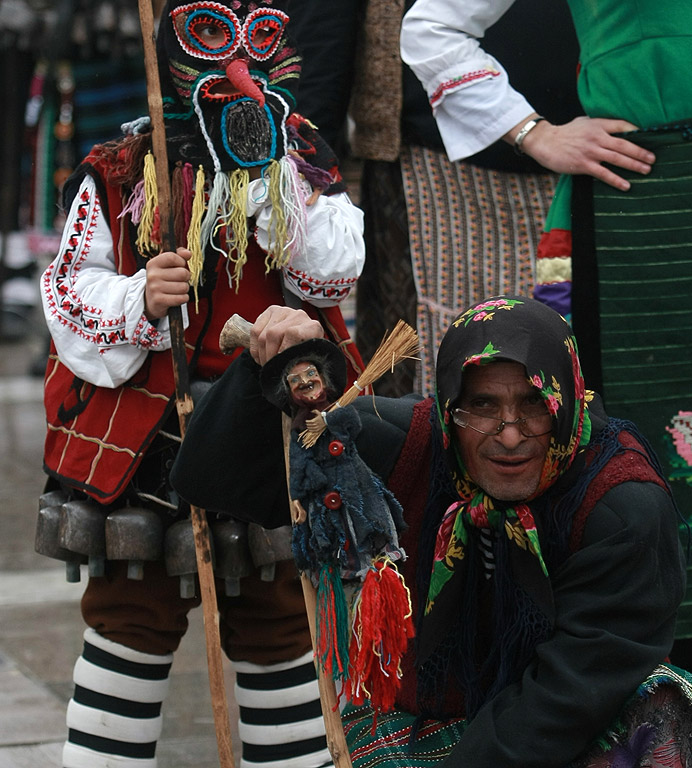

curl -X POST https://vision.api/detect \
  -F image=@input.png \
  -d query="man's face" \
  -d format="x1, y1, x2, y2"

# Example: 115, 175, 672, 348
287, 361, 326, 408
454, 362, 551, 502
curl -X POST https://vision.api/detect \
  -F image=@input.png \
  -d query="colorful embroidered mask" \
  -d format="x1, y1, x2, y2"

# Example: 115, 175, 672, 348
157, 0, 300, 170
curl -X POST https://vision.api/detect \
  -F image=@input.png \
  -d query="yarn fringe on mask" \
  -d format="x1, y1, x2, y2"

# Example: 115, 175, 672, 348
271, 154, 308, 266
135, 152, 160, 257
119, 178, 145, 226
123, 152, 311, 304
172, 161, 194, 247
186, 165, 206, 307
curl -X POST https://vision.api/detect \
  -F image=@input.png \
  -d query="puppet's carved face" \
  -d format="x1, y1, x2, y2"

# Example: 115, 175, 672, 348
287, 361, 328, 409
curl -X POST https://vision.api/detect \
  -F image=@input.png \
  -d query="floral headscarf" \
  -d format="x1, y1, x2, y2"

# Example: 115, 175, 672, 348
417, 296, 592, 717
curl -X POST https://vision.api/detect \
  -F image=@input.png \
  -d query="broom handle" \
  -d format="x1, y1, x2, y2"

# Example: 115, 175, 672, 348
137, 2, 234, 766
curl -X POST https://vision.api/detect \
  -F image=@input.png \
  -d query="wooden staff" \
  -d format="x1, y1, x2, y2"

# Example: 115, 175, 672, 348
136, 2, 234, 765
221, 315, 353, 768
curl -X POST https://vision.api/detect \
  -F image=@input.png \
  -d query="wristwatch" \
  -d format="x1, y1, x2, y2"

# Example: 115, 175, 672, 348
514, 116, 545, 155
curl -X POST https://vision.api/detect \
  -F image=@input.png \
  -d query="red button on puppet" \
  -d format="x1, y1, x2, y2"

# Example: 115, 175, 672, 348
323, 491, 342, 509
328, 440, 344, 456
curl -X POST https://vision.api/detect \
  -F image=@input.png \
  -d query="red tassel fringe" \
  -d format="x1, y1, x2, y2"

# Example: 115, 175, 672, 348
345, 559, 414, 723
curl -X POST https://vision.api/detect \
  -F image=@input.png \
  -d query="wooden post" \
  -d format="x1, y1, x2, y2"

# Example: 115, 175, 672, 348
136, 2, 234, 765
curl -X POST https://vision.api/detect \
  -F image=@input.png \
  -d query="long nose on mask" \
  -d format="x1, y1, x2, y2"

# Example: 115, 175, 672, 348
225, 59, 265, 107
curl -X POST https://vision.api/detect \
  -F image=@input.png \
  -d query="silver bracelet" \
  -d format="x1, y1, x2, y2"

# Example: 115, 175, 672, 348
514, 116, 545, 155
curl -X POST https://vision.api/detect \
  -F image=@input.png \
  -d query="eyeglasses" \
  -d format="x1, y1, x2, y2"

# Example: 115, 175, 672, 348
286, 366, 320, 388
451, 407, 553, 438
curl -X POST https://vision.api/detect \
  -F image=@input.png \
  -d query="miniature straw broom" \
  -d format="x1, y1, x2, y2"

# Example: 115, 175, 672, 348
299, 320, 419, 448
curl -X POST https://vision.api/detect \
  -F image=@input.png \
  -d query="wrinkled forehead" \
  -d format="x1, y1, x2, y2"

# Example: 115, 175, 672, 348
460, 359, 528, 389
456, 359, 533, 404
287, 359, 320, 376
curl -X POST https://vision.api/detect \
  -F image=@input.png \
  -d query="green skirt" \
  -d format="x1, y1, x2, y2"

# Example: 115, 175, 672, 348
570, 123, 692, 641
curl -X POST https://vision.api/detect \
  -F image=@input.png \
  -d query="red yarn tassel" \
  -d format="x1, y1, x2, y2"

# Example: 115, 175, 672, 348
345, 559, 414, 724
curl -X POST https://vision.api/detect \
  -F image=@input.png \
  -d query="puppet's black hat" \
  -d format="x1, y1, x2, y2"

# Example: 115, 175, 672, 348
259, 338, 347, 414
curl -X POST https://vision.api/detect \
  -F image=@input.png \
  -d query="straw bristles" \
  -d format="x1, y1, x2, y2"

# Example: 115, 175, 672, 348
299, 320, 419, 448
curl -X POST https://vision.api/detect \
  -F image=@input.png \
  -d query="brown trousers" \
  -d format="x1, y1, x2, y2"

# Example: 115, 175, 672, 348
81, 559, 312, 664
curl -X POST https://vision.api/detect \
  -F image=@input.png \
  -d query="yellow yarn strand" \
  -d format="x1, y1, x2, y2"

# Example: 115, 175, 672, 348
265, 160, 290, 271
136, 152, 159, 256
186, 165, 207, 308
227, 169, 250, 289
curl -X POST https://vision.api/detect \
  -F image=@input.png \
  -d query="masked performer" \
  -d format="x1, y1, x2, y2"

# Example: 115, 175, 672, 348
38, 2, 365, 766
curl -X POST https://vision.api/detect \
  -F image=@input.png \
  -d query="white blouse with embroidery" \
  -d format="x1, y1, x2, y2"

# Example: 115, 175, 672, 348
400, 0, 534, 161
41, 173, 364, 388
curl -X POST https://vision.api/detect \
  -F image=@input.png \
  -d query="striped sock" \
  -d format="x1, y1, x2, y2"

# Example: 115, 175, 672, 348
63, 628, 173, 768
233, 651, 334, 768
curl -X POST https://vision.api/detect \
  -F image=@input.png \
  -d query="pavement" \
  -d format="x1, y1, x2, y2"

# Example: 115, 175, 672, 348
0, 309, 241, 767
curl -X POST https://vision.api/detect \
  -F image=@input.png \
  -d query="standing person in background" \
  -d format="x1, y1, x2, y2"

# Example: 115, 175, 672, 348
38, 2, 365, 766
401, 0, 692, 664
289, 0, 581, 397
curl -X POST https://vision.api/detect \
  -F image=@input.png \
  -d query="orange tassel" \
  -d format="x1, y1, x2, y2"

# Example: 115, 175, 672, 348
345, 559, 414, 725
